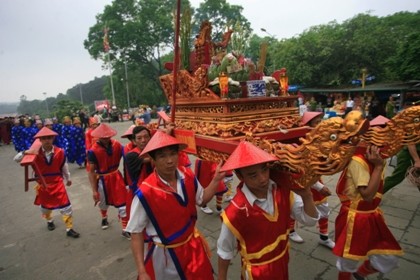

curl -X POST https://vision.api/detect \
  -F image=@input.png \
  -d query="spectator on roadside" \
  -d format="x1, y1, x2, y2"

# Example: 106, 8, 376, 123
345, 96, 354, 116
384, 143, 420, 193
141, 109, 151, 124
386, 96, 396, 118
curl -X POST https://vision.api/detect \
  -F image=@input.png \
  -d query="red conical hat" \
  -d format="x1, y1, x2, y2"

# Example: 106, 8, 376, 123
121, 125, 135, 138
89, 117, 99, 126
34, 127, 58, 139
220, 141, 278, 172
301, 111, 324, 126
370, 115, 390, 127
91, 123, 117, 138
140, 130, 187, 157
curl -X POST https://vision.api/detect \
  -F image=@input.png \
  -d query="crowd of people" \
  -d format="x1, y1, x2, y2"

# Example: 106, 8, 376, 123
298, 93, 399, 121
8, 108, 419, 280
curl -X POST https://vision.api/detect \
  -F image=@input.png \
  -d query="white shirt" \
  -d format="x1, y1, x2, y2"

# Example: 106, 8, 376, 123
13, 146, 70, 183
126, 168, 204, 242
217, 180, 319, 261
346, 99, 354, 108
299, 104, 308, 116
126, 168, 205, 280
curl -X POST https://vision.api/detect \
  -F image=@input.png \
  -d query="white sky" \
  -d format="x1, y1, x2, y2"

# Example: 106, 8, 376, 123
0, 0, 418, 103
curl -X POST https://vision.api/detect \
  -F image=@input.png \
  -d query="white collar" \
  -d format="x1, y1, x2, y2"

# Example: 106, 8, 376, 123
242, 179, 275, 205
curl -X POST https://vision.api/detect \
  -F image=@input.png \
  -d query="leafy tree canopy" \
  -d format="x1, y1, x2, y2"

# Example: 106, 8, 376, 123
271, 11, 420, 87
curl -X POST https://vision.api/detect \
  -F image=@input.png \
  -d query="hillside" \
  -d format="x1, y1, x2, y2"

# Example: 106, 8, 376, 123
0, 102, 18, 115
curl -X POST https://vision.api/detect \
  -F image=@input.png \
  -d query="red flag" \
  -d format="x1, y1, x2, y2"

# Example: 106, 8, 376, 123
103, 27, 110, 53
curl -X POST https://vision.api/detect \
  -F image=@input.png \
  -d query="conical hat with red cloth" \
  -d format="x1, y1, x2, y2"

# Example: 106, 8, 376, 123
34, 127, 58, 139
370, 115, 390, 127
301, 111, 324, 126
140, 130, 187, 157
91, 123, 117, 138
220, 141, 278, 172
121, 125, 135, 138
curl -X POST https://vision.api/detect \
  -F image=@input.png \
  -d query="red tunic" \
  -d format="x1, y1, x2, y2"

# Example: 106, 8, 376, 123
89, 140, 126, 207
221, 182, 292, 280
333, 153, 403, 260
194, 159, 227, 195
135, 167, 213, 280
122, 142, 136, 185
85, 128, 96, 151
33, 146, 70, 209
85, 129, 98, 172
178, 151, 191, 168
125, 146, 153, 221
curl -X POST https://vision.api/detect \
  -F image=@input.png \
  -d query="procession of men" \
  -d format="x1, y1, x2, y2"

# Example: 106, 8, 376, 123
1, 110, 416, 279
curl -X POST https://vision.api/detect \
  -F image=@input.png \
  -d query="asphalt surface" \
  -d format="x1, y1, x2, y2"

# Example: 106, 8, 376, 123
0, 121, 419, 280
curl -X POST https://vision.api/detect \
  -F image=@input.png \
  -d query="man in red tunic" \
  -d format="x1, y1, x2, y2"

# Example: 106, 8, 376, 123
217, 141, 319, 280
333, 141, 403, 279
14, 127, 80, 238
87, 123, 129, 238
288, 112, 335, 249
126, 131, 225, 280
123, 125, 153, 240
194, 159, 227, 214
85, 117, 100, 173
85, 117, 100, 151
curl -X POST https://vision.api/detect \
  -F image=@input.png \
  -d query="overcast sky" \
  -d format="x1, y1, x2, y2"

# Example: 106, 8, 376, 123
0, 0, 418, 103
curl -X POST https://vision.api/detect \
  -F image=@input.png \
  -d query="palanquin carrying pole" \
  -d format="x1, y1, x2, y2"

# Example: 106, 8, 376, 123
171, 0, 181, 123
20, 139, 47, 192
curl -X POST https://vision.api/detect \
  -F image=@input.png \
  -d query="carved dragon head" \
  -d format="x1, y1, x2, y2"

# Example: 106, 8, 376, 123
297, 110, 369, 175
246, 111, 369, 188
361, 105, 420, 158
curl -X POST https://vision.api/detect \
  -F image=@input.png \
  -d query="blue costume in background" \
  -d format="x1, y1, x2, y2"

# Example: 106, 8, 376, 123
11, 123, 24, 152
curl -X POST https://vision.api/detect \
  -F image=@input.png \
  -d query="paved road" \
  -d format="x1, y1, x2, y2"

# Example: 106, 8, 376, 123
0, 121, 419, 279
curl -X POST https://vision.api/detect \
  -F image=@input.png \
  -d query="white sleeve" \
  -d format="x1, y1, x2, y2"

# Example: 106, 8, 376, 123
13, 151, 24, 163
126, 195, 149, 233
290, 193, 319, 226
195, 177, 205, 206
311, 181, 324, 191
217, 222, 236, 260
62, 162, 71, 182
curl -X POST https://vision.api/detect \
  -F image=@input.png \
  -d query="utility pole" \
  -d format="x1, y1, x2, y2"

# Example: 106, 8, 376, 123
124, 60, 130, 110
79, 84, 83, 105
43, 92, 49, 116
108, 53, 116, 106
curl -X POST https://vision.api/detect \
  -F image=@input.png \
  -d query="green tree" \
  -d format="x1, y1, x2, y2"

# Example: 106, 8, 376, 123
180, 6, 192, 70
193, 0, 252, 42
84, 0, 189, 107
393, 31, 420, 81
66, 77, 107, 111
52, 100, 83, 122
270, 11, 420, 87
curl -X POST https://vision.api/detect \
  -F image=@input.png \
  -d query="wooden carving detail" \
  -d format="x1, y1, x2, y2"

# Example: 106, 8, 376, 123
197, 146, 230, 163
246, 111, 369, 188
174, 116, 300, 138
361, 105, 420, 158
159, 69, 219, 101
228, 101, 289, 113
194, 21, 213, 67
